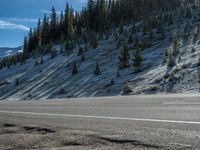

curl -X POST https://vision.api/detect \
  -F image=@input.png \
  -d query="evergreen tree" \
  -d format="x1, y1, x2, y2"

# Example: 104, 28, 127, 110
15, 78, 19, 86
172, 34, 179, 56
87, 0, 95, 29
186, 7, 192, 18
116, 70, 121, 77
168, 13, 174, 26
50, 6, 57, 42
40, 57, 44, 64
133, 46, 143, 72
78, 47, 84, 56
81, 54, 85, 62
68, 6, 74, 40
110, 78, 115, 85
90, 32, 98, 49
64, 3, 69, 40
131, 23, 136, 33
72, 63, 78, 75
197, 58, 200, 66
192, 27, 198, 44
51, 47, 57, 59
94, 61, 101, 75
119, 45, 130, 69
167, 50, 176, 67
35, 58, 39, 66
23, 36, 28, 55
28, 28, 34, 53
36, 19, 41, 47
41, 14, 49, 45
128, 35, 133, 44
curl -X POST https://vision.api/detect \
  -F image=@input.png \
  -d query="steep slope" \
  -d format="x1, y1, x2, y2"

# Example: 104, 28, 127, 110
0, 22, 199, 100
1, 0, 200, 100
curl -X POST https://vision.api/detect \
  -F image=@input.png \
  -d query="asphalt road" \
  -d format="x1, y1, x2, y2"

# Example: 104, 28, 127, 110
0, 94, 200, 149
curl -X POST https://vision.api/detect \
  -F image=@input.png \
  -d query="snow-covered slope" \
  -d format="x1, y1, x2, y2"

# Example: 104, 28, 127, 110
0, 34, 199, 101
0, 20, 200, 100
0, 46, 23, 58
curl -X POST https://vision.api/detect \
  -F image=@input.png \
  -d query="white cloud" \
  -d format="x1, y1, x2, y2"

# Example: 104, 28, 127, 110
0, 20, 30, 31
6, 18, 38, 23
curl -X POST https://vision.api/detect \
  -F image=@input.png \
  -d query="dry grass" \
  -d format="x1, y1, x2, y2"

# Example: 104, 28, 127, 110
0, 123, 161, 150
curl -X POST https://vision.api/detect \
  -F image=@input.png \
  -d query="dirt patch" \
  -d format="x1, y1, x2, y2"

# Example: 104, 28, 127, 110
0, 123, 164, 150
62, 141, 82, 146
98, 137, 162, 149
23, 126, 55, 134
3, 123, 16, 127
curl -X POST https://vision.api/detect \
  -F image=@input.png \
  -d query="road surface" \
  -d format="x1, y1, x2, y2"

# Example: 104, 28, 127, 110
0, 94, 200, 149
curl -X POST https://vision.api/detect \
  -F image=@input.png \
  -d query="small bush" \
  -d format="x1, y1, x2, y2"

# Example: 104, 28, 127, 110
59, 88, 65, 94
122, 83, 133, 94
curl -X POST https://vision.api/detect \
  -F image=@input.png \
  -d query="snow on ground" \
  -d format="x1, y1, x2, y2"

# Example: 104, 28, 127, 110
0, 25, 199, 100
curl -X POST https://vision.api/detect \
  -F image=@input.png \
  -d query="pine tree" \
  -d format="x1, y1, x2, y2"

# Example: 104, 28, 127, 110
110, 78, 115, 85
119, 45, 130, 69
186, 7, 192, 18
131, 23, 136, 33
192, 27, 198, 44
197, 58, 200, 66
172, 34, 179, 56
60, 11, 64, 29
72, 63, 78, 75
77, 47, 84, 56
15, 78, 19, 86
50, 6, 57, 42
64, 3, 69, 40
128, 35, 133, 43
68, 6, 74, 40
41, 14, 49, 45
81, 54, 85, 62
116, 70, 121, 77
23, 36, 28, 55
90, 32, 98, 49
51, 47, 57, 59
28, 28, 34, 53
36, 19, 41, 47
167, 50, 176, 67
40, 57, 44, 64
87, 0, 95, 29
94, 61, 101, 75
133, 46, 143, 72
35, 58, 39, 66
98, 0, 106, 32
168, 13, 174, 26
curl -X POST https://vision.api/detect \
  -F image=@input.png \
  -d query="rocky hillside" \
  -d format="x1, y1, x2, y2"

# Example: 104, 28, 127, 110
0, 23, 199, 100
0, 0, 200, 100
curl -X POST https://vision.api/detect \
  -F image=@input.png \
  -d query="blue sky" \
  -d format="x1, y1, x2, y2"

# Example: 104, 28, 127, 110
0, 0, 86, 47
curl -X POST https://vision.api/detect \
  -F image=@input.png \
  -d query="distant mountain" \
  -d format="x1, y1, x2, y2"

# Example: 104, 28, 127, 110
0, 46, 23, 58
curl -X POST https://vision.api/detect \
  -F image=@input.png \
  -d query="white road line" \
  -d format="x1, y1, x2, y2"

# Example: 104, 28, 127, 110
0, 110, 200, 125
163, 102, 200, 105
